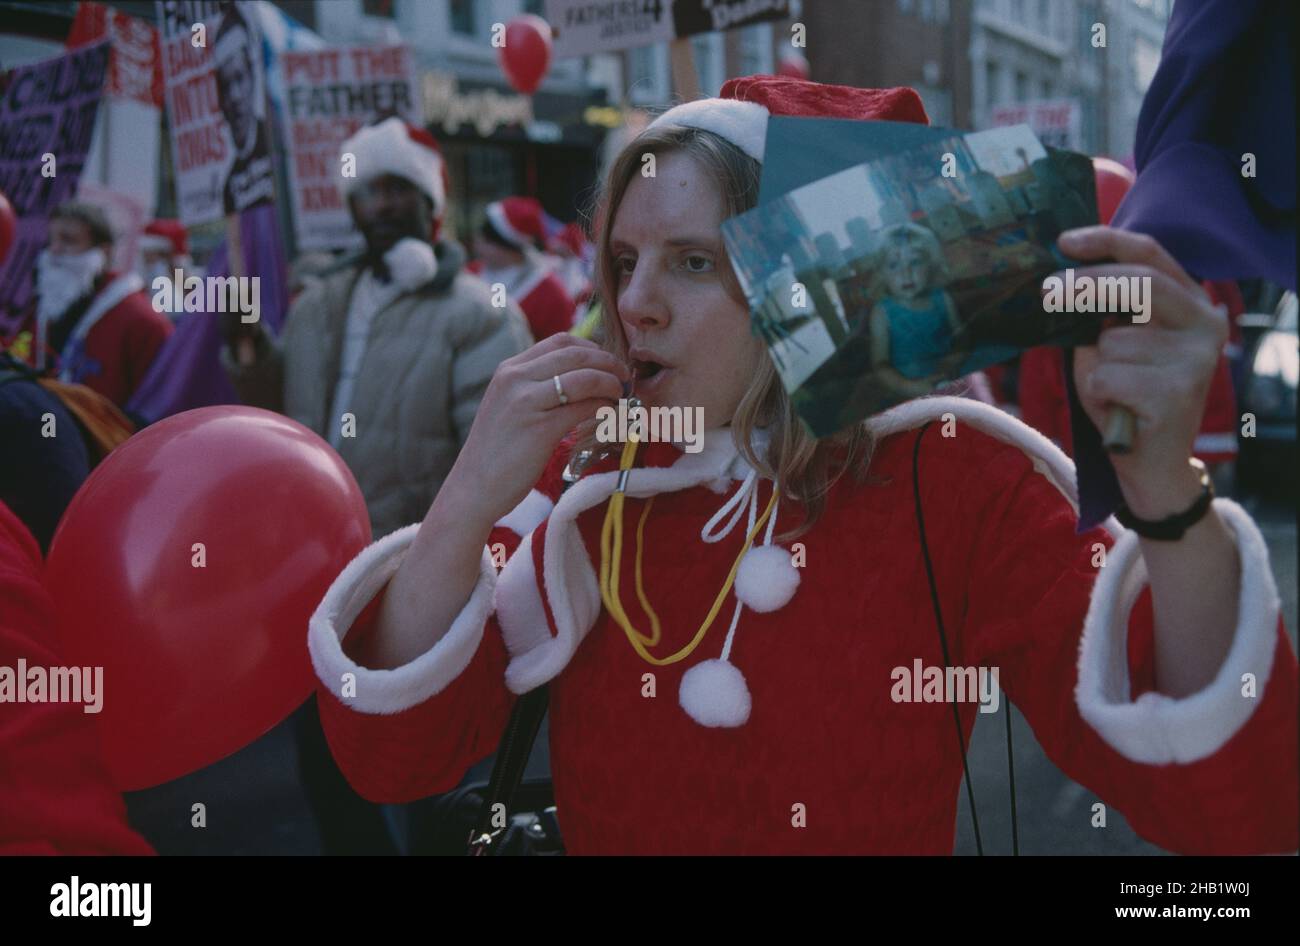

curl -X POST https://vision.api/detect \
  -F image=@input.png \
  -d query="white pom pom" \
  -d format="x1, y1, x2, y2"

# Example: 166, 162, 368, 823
679, 659, 751, 728
733, 545, 799, 613
383, 237, 438, 290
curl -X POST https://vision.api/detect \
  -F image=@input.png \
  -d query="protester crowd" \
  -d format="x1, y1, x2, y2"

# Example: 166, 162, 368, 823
0, 0, 1294, 857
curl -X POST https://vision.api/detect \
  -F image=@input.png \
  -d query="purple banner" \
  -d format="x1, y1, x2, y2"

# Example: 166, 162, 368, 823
0, 40, 112, 335
126, 201, 289, 423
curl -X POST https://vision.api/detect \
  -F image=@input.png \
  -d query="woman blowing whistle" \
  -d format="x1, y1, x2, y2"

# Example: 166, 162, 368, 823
306, 78, 1297, 855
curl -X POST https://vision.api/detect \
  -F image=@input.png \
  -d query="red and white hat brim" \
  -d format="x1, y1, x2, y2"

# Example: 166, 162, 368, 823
339, 117, 446, 218
485, 201, 533, 250
646, 98, 770, 162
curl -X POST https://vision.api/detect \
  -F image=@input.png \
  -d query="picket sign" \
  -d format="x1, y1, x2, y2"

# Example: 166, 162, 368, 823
669, 37, 700, 101
226, 213, 256, 367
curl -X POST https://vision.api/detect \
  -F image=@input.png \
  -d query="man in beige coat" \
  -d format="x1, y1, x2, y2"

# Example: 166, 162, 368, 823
223, 118, 531, 540
222, 117, 531, 854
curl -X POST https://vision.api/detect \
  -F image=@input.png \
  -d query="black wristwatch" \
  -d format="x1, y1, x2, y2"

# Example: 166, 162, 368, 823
1114, 458, 1215, 540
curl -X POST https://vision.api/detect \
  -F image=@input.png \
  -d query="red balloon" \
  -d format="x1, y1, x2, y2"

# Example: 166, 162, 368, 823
45, 406, 371, 790
0, 190, 16, 266
1093, 156, 1136, 226
499, 14, 552, 95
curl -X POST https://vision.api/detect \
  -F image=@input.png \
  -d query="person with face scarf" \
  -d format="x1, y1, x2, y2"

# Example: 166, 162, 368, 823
23, 201, 173, 410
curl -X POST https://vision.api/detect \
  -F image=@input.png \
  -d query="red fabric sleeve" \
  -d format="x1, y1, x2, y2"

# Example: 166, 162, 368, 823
316, 588, 517, 803
0, 502, 154, 855
314, 441, 576, 803
922, 426, 1297, 854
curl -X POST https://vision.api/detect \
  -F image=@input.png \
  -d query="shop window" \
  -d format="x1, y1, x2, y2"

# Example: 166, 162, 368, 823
450, 0, 476, 36
738, 23, 773, 77
362, 0, 396, 18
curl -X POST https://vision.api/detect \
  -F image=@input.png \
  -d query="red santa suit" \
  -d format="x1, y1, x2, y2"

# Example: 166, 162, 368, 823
27, 271, 173, 409
0, 501, 154, 854
475, 197, 575, 341
468, 257, 574, 342
307, 397, 1297, 854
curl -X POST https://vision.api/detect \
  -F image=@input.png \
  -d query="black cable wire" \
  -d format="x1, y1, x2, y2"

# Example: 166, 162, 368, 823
912, 422, 1021, 856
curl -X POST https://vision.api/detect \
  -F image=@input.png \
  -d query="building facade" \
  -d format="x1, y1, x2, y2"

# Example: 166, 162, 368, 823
970, 0, 1169, 158
798, 0, 973, 129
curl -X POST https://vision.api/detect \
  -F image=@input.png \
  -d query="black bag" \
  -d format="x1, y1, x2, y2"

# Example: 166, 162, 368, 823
440, 685, 560, 856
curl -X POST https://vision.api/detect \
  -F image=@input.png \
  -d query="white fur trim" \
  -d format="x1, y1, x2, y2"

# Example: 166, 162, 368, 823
679, 659, 751, 727
486, 201, 532, 249
501, 429, 742, 692
495, 488, 555, 537
382, 237, 439, 291
734, 545, 800, 613
494, 529, 553, 665
502, 400, 1122, 693
339, 116, 445, 217
138, 234, 174, 254
868, 396, 1102, 524
647, 98, 770, 162
1075, 498, 1280, 764
307, 524, 498, 715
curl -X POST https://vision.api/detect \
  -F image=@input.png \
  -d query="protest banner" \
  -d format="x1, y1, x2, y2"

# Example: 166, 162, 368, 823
989, 98, 1083, 152
156, 0, 274, 226
0, 40, 111, 336
546, 0, 789, 58
280, 45, 420, 250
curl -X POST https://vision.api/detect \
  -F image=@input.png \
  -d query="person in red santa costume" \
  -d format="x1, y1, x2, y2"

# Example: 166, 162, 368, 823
0, 500, 153, 854
307, 77, 1297, 855
470, 196, 576, 341
23, 201, 173, 410
137, 218, 196, 324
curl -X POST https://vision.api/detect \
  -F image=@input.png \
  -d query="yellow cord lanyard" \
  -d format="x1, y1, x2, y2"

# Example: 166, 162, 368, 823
598, 429, 779, 667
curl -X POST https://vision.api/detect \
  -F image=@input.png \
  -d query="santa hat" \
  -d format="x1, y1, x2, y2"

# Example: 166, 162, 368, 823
646, 75, 930, 162
485, 196, 547, 252
339, 116, 447, 220
550, 221, 588, 257
139, 219, 188, 257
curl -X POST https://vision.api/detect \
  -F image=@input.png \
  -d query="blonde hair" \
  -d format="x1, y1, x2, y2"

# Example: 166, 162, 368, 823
871, 222, 950, 295
571, 123, 874, 539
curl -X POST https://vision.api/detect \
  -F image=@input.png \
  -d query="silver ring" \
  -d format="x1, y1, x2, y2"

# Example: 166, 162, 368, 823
552, 374, 568, 406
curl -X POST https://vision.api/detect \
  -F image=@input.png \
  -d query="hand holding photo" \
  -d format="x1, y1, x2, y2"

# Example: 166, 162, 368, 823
722, 125, 1102, 437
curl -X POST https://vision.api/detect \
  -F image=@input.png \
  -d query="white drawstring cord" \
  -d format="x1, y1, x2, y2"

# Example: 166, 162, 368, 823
700, 467, 757, 543
719, 482, 760, 662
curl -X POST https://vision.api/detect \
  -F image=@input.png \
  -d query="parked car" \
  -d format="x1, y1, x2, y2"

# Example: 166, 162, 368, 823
1238, 292, 1297, 494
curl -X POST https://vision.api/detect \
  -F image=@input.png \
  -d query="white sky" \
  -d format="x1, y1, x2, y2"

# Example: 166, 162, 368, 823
789, 163, 886, 250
